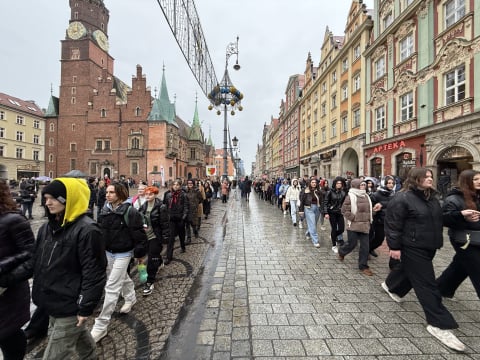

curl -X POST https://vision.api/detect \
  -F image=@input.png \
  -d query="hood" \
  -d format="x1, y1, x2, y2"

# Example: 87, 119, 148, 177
51, 177, 90, 227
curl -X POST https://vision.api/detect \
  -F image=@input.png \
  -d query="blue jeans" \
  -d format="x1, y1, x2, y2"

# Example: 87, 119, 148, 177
304, 205, 320, 245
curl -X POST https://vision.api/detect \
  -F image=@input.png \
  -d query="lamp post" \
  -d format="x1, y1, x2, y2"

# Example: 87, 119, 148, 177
208, 37, 244, 181
232, 136, 239, 182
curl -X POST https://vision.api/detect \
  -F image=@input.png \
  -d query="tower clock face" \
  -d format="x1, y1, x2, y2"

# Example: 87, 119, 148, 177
93, 30, 109, 52
67, 21, 87, 40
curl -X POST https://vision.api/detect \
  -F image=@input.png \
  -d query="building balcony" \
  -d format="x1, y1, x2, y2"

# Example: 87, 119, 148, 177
393, 118, 417, 136
126, 148, 144, 157
166, 147, 178, 159
434, 98, 473, 124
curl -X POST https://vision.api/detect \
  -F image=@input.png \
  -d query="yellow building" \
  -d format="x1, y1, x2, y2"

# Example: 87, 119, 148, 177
299, 0, 373, 179
0, 92, 45, 181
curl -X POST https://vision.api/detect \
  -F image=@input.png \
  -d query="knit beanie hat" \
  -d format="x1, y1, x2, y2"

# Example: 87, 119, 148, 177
43, 180, 67, 204
350, 178, 364, 189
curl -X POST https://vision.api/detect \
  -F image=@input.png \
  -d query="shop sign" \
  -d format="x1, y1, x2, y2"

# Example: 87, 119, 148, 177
373, 140, 406, 153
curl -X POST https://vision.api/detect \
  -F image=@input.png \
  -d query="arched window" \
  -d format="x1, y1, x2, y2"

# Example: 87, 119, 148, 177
49, 123, 55, 132
48, 154, 54, 163
100, 109, 107, 117
135, 107, 141, 116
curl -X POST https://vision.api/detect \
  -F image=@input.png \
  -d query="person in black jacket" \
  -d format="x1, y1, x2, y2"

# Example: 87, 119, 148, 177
139, 186, 170, 296
368, 175, 396, 257
382, 168, 465, 352
163, 179, 189, 264
16, 178, 107, 359
437, 169, 480, 299
0, 179, 35, 360
90, 182, 147, 343
323, 177, 347, 253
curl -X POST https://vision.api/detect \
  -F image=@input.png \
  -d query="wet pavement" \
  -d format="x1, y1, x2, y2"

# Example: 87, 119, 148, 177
20, 190, 480, 359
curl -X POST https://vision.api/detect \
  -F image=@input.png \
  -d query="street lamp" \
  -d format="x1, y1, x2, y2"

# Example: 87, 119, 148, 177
232, 136, 239, 182
208, 36, 244, 181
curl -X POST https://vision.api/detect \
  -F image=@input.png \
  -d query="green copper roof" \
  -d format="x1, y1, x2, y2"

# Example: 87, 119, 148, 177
188, 99, 203, 141
147, 67, 177, 126
207, 127, 214, 147
45, 95, 59, 117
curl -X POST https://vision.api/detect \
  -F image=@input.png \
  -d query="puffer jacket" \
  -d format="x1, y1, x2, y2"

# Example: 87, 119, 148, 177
341, 192, 372, 234
285, 183, 301, 202
385, 188, 443, 251
370, 186, 395, 224
443, 188, 480, 236
98, 202, 148, 258
0, 212, 35, 339
139, 197, 170, 243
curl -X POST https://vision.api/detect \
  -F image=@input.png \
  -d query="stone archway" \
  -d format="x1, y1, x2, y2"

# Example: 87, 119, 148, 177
431, 144, 475, 190
341, 148, 359, 178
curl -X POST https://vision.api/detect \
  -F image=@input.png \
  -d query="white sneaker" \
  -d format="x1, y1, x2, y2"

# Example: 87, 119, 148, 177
298, 222, 303, 229
90, 328, 107, 343
283, 210, 287, 215
321, 225, 326, 231
313, 243, 320, 248
331, 246, 338, 254
426, 325, 465, 352
381, 282, 403, 303
120, 298, 137, 314
305, 231, 310, 238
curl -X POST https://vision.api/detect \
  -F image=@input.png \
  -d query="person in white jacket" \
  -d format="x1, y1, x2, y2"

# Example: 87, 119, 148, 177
284, 178, 302, 227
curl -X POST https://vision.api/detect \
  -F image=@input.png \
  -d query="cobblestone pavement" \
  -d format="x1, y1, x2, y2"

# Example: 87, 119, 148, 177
21, 190, 480, 359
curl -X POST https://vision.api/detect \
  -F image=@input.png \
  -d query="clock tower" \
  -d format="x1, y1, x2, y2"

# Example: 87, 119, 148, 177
51, 0, 116, 175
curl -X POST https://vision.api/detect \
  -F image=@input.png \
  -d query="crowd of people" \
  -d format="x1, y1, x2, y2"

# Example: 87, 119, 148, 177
0, 168, 478, 358
0, 175, 225, 359
248, 168, 480, 352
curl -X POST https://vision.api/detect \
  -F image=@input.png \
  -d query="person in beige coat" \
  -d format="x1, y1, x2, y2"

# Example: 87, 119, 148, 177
338, 178, 374, 276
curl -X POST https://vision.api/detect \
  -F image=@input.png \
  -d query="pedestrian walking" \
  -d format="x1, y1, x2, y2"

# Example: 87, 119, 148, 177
284, 178, 301, 227
185, 179, 203, 243
138, 186, 170, 296
25, 178, 107, 359
324, 177, 347, 253
163, 179, 189, 264
368, 175, 396, 257
338, 179, 374, 276
437, 169, 480, 299
91, 182, 147, 343
299, 178, 323, 248
382, 167, 465, 352
0, 179, 35, 360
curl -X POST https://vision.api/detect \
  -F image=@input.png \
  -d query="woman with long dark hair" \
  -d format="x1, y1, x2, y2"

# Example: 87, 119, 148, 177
0, 179, 35, 359
381, 168, 465, 352
437, 169, 480, 299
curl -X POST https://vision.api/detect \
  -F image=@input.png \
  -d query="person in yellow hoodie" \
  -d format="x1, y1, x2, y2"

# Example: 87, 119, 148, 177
19, 178, 107, 359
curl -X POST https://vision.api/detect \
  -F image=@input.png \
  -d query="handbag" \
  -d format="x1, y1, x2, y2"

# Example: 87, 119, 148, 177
452, 230, 480, 249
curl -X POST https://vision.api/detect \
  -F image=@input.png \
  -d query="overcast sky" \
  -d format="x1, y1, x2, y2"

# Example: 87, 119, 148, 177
0, 0, 373, 171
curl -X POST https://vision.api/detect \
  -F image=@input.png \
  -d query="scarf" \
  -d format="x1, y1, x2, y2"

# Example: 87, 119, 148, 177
347, 188, 373, 227
170, 190, 181, 208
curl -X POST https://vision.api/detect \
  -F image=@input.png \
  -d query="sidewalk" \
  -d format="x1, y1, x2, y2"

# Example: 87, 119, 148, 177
183, 191, 480, 359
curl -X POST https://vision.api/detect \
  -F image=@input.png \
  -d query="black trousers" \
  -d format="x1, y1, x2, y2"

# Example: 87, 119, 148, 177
328, 212, 345, 247
0, 328, 26, 360
369, 220, 385, 251
167, 220, 185, 261
24, 306, 49, 337
146, 237, 163, 283
437, 239, 480, 298
385, 246, 458, 329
